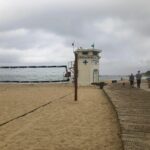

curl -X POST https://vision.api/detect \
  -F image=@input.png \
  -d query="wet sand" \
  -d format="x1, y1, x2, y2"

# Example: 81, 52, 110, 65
0, 84, 122, 150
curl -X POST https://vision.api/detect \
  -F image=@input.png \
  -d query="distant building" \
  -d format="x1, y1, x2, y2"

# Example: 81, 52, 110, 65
75, 47, 101, 85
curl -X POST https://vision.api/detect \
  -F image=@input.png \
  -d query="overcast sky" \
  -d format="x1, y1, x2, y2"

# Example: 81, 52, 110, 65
0, 0, 150, 75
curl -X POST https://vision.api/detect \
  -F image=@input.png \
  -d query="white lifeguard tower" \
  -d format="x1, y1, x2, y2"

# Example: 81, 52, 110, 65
75, 47, 101, 86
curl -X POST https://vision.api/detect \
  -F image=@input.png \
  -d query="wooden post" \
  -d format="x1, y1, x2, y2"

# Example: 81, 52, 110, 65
74, 52, 78, 101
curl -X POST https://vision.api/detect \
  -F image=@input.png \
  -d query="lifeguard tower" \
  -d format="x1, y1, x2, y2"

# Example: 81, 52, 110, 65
75, 47, 101, 86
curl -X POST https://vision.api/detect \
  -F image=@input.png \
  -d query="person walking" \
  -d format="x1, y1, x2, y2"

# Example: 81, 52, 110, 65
136, 71, 142, 88
129, 73, 134, 88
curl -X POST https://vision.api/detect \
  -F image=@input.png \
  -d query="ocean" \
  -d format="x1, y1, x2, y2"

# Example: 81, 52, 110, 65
0, 67, 130, 83
100, 75, 129, 81
0, 67, 68, 82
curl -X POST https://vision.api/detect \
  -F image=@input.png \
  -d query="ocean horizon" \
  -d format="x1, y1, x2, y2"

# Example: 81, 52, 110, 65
0, 67, 67, 82
0, 68, 147, 83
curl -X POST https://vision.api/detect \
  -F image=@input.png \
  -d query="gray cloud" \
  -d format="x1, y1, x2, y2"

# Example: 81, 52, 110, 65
0, 0, 149, 74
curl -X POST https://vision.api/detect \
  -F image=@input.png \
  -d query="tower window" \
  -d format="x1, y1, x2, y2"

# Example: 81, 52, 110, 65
93, 51, 98, 55
82, 51, 88, 55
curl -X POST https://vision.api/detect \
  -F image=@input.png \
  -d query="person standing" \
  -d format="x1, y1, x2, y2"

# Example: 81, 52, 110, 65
136, 71, 142, 88
129, 73, 134, 88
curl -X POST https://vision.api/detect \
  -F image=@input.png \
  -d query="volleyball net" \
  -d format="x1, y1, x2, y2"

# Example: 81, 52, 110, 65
0, 65, 70, 83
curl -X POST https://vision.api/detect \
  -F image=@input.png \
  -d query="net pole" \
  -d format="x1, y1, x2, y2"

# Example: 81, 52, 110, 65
74, 52, 78, 101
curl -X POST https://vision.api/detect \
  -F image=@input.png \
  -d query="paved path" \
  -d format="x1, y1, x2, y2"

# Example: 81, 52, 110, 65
104, 83, 150, 150
141, 82, 150, 92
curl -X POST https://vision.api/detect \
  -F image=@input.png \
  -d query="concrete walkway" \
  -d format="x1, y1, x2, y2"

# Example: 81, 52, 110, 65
104, 83, 150, 150
141, 82, 150, 92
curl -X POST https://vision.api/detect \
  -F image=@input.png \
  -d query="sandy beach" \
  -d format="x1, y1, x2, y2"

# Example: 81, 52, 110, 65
0, 84, 122, 150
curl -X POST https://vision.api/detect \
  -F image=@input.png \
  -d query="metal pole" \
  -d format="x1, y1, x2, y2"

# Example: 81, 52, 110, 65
74, 52, 78, 101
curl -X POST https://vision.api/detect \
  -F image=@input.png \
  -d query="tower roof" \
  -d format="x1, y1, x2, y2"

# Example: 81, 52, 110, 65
76, 47, 102, 53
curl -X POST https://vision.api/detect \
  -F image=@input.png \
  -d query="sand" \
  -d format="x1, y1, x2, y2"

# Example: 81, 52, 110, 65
0, 84, 122, 150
